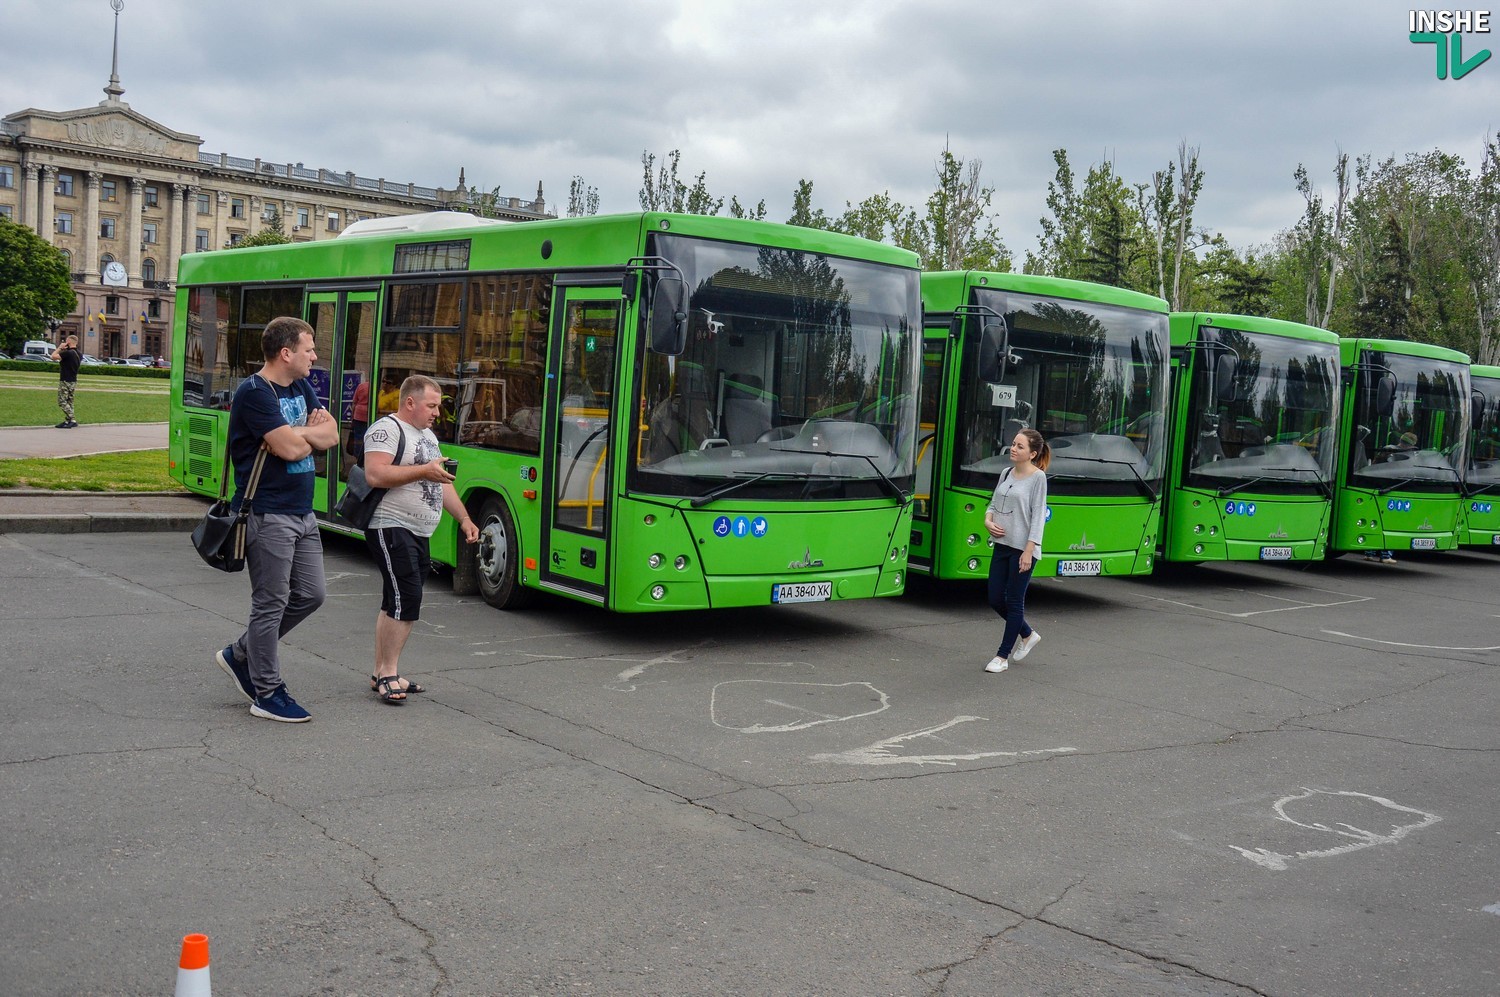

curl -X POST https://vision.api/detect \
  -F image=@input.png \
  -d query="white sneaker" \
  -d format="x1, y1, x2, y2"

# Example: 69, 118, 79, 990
984, 655, 1009, 673
1012, 630, 1042, 662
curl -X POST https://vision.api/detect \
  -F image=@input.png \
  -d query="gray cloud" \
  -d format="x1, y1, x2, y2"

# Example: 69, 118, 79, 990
4, 0, 1496, 256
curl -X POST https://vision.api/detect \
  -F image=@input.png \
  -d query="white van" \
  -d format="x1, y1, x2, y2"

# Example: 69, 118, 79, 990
21, 340, 56, 358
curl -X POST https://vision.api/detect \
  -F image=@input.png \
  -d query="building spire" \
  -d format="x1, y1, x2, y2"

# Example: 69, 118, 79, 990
102, 0, 126, 104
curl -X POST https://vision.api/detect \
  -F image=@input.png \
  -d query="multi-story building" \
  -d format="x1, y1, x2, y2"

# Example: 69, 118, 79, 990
0, 15, 550, 360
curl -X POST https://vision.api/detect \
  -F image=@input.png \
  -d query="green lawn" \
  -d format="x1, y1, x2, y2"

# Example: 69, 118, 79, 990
0, 450, 182, 491
0, 371, 168, 426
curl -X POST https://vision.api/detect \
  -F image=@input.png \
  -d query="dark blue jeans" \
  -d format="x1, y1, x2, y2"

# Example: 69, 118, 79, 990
987, 544, 1034, 658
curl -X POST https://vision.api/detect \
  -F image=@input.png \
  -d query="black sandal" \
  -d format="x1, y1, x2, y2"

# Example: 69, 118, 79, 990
369, 674, 424, 694
374, 675, 407, 704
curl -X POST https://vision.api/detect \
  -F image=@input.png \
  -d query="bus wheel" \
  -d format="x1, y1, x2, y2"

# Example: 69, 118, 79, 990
476, 496, 532, 609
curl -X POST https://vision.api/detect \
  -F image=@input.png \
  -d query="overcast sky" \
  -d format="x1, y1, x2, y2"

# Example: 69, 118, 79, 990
5, 0, 1498, 257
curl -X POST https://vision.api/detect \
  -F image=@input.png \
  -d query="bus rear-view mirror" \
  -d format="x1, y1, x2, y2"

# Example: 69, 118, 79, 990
649, 275, 688, 355
977, 321, 1007, 382
1214, 352, 1238, 402
1375, 372, 1396, 417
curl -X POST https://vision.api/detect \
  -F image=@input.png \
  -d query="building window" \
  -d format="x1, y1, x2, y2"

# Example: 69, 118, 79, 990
195, 228, 210, 251
60, 249, 71, 270
0, 166, 13, 188
0, 205, 11, 220
56, 212, 73, 234
143, 259, 156, 282
100, 217, 116, 239
327, 211, 341, 232
55, 173, 75, 196
142, 222, 157, 244
105, 295, 120, 315
144, 185, 159, 207
101, 179, 117, 202
228, 232, 244, 247
230, 197, 245, 219
296, 207, 309, 228
148, 298, 162, 319
196, 193, 211, 214
261, 203, 279, 222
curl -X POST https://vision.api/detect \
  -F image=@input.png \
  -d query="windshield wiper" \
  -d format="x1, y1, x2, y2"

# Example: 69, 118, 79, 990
825, 450, 912, 505
689, 472, 777, 508
1214, 469, 1330, 499
1053, 455, 1158, 501
1376, 466, 1461, 494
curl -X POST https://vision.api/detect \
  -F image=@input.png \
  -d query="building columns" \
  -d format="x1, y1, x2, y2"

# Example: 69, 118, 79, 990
83, 170, 102, 279
127, 177, 144, 280
21, 164, 40, 232
39, 166, 58, 249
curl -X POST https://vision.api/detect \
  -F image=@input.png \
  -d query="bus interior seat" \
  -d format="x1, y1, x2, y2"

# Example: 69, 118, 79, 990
723, 374, 773, 444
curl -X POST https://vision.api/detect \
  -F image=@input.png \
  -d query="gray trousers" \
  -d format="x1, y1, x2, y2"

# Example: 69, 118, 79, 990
231, 512, 326, 698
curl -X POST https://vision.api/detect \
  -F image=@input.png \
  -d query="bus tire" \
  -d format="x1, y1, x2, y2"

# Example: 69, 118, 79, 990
476, 495, 532, 610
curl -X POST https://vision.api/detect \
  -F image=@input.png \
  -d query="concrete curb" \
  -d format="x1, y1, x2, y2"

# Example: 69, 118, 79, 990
0, 513, 203, 535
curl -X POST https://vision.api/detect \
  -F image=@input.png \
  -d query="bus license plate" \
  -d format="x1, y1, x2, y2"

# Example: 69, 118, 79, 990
1056, 560, 1101, 577
1259, 546, 1293, 561
1410, 537, 1437, 550
772, 581, 832, 604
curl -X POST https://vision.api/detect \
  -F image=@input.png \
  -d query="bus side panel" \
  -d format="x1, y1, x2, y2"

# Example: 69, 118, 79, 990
932, 488, 1156, 580
1163, 491, 1329, 561
1460, 499, 1500, 546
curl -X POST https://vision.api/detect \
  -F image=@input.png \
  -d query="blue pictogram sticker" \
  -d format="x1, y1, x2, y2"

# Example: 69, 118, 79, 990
733, 516, 751, 538
1225, 501, 1257, 517
1045, 507, 1052, 522
1472, 501, 1494, 514
1386, 499, 1413, 512
751, 516, 768, 537
713, 516, 732, 538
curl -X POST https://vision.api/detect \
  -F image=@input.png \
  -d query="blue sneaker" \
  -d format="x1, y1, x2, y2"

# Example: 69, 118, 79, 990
215, 645, 255, 702
250, 685, 311, 723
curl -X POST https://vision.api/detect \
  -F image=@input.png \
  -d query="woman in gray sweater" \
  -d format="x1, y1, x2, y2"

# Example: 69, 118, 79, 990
983, 428, 1051, 673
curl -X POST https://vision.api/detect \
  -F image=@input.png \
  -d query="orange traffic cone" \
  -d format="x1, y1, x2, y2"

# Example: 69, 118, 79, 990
174, 933, 212, 997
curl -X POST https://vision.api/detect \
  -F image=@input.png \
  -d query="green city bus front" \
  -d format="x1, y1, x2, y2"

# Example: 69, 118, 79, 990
914, 272, 1169, 580
1160, 314, 1339, 563
1332, 339, 1470, 555
1462, 364, 1500, 547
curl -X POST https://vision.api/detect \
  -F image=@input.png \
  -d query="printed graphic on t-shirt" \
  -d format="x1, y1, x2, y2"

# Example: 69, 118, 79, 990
279, 393, 313, 474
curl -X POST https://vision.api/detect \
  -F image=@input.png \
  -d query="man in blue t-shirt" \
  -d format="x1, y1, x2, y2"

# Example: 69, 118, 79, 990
213, 317, 339, 722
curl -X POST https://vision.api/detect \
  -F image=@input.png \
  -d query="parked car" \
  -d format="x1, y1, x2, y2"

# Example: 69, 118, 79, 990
80, 354, 106, 366
128, 353, 162, 366
12, 354, 54, 363
0, 351, 10, 360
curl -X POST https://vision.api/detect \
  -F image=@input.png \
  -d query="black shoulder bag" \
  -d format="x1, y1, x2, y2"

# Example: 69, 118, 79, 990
335, 416, 405, 529
191, 442, 268, 572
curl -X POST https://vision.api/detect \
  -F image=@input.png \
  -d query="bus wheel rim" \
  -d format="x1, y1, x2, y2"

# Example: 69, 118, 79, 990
478, 518, 508, 584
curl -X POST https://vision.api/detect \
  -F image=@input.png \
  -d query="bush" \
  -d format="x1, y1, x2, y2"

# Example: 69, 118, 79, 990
0, 359, 167, 378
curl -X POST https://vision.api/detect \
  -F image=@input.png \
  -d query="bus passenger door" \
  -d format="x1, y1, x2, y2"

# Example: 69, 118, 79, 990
307, 288, 380, 517
908, 336, 948, 570
540, 286, 621, 602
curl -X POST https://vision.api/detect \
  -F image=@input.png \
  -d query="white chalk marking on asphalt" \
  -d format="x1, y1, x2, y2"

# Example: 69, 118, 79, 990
1141, 585, 1371, 618
1229, 788, 1441, 871
810, 715, 1077, 767
1321, 630, 1500, 651
710, 680, 890, 733
1482, 903, 1500, 916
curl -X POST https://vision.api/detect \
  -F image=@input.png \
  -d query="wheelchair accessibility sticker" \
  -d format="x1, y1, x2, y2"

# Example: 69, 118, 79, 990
1387, 499, 1414, 512
713, 515, 770, 539
1225, 501, 1258, 516
1471, 501, 1494, 514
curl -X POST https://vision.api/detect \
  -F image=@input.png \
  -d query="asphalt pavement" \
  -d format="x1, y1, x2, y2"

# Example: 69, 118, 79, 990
1, 526, 1497, 995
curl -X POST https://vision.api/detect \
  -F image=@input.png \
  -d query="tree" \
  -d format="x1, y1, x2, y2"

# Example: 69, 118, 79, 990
923, 148, 1010, 272
727, 196, 767, 220
639, 149, 725, 215
228, 207, 290, 249
567, 176, 599, 217
1353, 213, 1416, 339
786, 179, 832, 229
0, 217, 77, 350
1027, 149, 1087, 277
1291, 152, 1350, 328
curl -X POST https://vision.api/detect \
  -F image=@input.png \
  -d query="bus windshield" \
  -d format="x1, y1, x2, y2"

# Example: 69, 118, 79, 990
632, 234, 920, 503
1185, 329, 1340, 494
1348, 353, 1468, 492
954, 289, 1168, 496
1468, 374, 1500, 493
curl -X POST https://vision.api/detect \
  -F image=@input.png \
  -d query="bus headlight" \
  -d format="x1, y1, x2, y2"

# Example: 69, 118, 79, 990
893, 571, 902, 588
651, 584, 666, 600
648, 553, 663, 569
1193, 543, 1205, 555
967, 557, 980, 570
674, 555, 689, 570
889, 548, 899, 561
1193, 524, 1204, 534
967, 533, 981, 546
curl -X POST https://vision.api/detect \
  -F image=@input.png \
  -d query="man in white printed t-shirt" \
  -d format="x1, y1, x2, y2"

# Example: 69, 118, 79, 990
362, 374, 480, 704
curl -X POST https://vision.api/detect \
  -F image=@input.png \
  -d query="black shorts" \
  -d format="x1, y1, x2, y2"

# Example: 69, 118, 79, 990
366, 527, 430, 622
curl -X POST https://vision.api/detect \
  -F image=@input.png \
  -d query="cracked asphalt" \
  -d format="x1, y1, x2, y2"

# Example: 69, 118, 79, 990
2, 530, 1497, 996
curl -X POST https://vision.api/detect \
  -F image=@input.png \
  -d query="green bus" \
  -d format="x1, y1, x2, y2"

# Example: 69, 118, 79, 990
1462, 363, 1500, 547
1159, 313, 1340, 563
913, 272, 1169, 580
170, 211, 922, 612
1331, 337, 1471, 556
